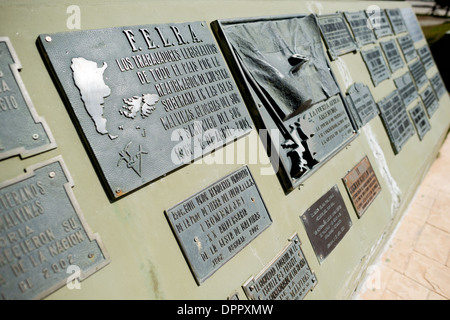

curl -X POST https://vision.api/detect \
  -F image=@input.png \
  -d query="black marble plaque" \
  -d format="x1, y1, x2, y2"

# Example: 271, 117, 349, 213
380, 39, 404, 73
386, 8, 407, 35
417, 45, 434, 71
361, 46, 390, 86
397, 34, 417, 63
367, 9, 393, 39
421, 84, 439, 118
0, 157, 109, 299
344, 11, 376, 47
0, 37, 56, 160
409, 59, 428, 91
300, 185, 352, 263
394, 72, 419, 107
38, 22, 253, 199
409, 101, 431, 140
430, 72, 446, 99
243, 234, 317, 300
165, 166, 272, 284
345, 82, 379, 128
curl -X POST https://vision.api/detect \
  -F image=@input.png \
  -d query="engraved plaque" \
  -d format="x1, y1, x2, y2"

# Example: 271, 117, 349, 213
430, 73, 446, 100
386, 8, 407, 35
377, 90, 415, 154
417, 45, 434, 71
316, 13, 357, 60
344, 11, 376, 47
400, 8, 424, 43
394, 72, 419, 107
38, 22, 253, 199
380, 39, 404, 73
367, 9, 393, 39
409, 59, 428, 91
300, 185, 352, 263
343, 156, 381, 218
0, 157, 109, 299
421, 85, 439, 118
165, 166, 272, 284
397, 34, 417, 63
0, 37, 56, 160
243, 234, 317, 300
409, 101, 431, 140
345, 82, 379, 129
361, 46, 390, 86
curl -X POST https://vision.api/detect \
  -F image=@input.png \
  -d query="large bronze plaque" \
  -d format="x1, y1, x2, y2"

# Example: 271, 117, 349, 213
343, 156, 381, 218
165, 166, 272, 284
38, 22, 252, 199
300, 185, 352, 263
0, 157, 109, 299
0, 37, 56, 160
243, 234, 316, 300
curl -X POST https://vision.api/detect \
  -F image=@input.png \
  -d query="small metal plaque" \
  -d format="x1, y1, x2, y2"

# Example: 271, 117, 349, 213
361, 46, 390, 87
380, 39, 404, 73
409, 101, 431, 140
344, 11, 376, 48
417, 45, 434, 71
409, 59, 428, 91
300, 185, 352, 263
397, 34, 417, 63
367, 9, 393, 39
165, 166, 272, 284
0, 157, 109, 299
377, 90, 415, 154
421, 85, 439, 118
386, 8, 407, 35
430, 72, 446, 100
394, 72, 419, 107
343, 156, 381, 218
400, 8, 424, 43
316, 13, 357, 60
0, 37, 56, 160
38, 22, 252, 199
345, 82, 379, 129
243, 234, 316, 300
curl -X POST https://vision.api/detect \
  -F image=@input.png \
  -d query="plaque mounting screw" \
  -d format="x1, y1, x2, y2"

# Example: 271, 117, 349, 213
45, 36, 52, 42
88, 253, 94, 259
32, 133, 39, 140
49, 171, 56, 178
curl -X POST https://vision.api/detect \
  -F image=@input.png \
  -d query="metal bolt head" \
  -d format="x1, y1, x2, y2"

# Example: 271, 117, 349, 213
48, 171, 56, 178
32, 133, 39, 140
45, 36, 52, 42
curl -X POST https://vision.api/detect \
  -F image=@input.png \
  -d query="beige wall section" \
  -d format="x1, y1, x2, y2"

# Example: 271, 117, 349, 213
0, 0, 448, 299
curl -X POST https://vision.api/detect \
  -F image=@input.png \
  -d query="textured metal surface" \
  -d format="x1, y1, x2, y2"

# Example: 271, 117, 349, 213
394, 72, 419, 107
397, 34, 417, 63
386, 8, 407, 35
343, 11, 376, 48
38, 22, 252, 199
165, 166, 272, 284
0, 157, 109, 300
361, 46, 390, 87
380, 39, 404, 73
243, 234, 316, 300
421, 85, 439, 118
345, 83, 379, 129
0, 37, 56, 160
409, 101, 431, 141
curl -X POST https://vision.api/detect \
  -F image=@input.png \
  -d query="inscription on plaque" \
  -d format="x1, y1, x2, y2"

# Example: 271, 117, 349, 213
344, 11, 376, 47
377, 90, 415, 154
343, 156, 381, 218
394, 72, 419, 107
430, 73, 446, 100
0, 37, 56, 160
386, 8, 407, 35
409, 59, 428, 91
417, 45, 434, 71
368, 9, 393, 39
361, 46, 390, 86
243, 234, 316, 300
421, 85, 439, 118
397, 34, 417, 63
380, 39, 404, 73
38, 22, 252, 199
316, 13, 358, 60
165, 166, 272, 284
400, 8, 424, 43
0, 157, 109, 299
345, 82, 378, 129
409, 101, 431, 140
300, 185, 352, 263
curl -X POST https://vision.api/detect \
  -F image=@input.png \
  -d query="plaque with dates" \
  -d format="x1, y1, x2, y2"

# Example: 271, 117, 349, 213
0, 37, 56, 160
409, 59, 428, 91
367, 9, 393, 39
243, 234, 317, 300
386, 8, 407, 35
345, 82, 378, 129
409, 101, 431, 140
344, 11, 376, 47
421, 85, 439, 118
0, 157, 109, 300
394, 72, 418, 107
397, 34, 417, 63
343, 156, 381, 218
417, 45, 434, 71
380, 39, 404, 73
361, 46, 390, 86
316, 13, 358, 60
165, 166, 272, 284
38, 22, 253, 199
430, 73, 446, 99
300, 185, 352, 263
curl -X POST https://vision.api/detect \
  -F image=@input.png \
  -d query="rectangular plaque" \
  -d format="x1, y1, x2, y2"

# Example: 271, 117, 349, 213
38, 22, 253, 199
165, 166, 272, 284
394, 72, 419, 107
400, 8, 424, 43
409, 59, 428, 91
409, 101, 431, 140
386, 8, 407, 35
417, 45, 434, 71
343, 156, 381, 218
421, 85, 439, 118
380, 39, 404, 73
397, 34, 417, 63
0, 157, 109, 299
242, 234, 317, 300
344, 11, 376, 47
345, 82, 379, 129
361, 46, 390, 86
430, 72, 446, 100
316, 13, 358, 60
377, 90, 415, 154
300, 185, 352, 263
0, 37, 56, 160
367, 9, 393, 39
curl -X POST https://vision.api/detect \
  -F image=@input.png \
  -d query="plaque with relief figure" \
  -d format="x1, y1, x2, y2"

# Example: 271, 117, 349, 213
38, 22, 253, 199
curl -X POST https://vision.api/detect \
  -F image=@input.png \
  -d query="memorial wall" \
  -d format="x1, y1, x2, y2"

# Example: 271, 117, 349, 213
0, 0, 449, 300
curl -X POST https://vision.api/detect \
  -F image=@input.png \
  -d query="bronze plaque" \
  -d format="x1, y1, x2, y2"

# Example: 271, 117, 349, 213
343, 156, 381, 218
